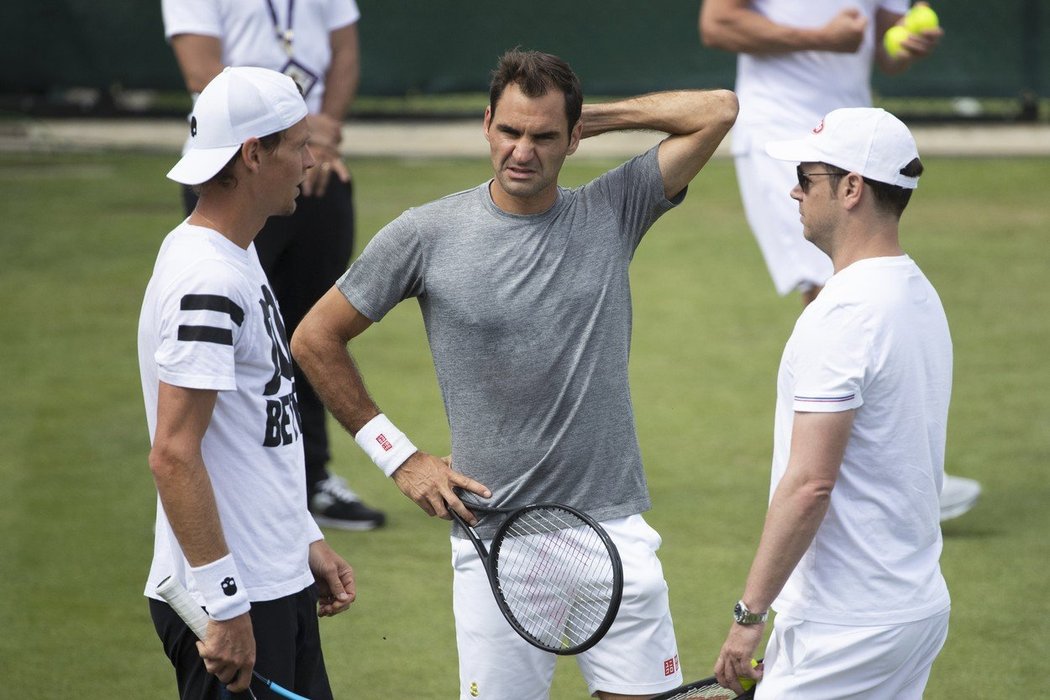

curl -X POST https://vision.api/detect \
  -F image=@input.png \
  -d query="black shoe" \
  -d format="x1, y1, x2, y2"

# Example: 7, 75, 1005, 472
309, 475, 387, 531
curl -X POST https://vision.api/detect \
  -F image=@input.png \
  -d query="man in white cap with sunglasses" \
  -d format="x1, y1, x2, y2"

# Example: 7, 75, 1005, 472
138, 66, 355, 699
714, 107, 951, 698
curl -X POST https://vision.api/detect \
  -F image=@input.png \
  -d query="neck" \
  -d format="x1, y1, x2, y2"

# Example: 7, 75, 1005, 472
830, 218, 904, 273
188, 192, 266, 250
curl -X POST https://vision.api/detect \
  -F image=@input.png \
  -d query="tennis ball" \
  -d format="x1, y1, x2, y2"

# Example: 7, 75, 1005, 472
738, 658, 759, 691
883, 25, 910, 58
905, 4, 939, 33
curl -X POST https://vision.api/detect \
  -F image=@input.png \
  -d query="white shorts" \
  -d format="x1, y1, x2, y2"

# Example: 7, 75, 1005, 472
451, 514, 682, 699
735, 148, 834, 296
757, 609, 950, 699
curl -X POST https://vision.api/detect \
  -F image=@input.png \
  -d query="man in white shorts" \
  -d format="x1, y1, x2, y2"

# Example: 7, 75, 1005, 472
714, 108, 951, 698
699, 0, 980, 521
139, 67, 355, 699
292, 49, 738, 699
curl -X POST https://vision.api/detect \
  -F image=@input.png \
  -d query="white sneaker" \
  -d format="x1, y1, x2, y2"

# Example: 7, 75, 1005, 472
940, 474, 981, 521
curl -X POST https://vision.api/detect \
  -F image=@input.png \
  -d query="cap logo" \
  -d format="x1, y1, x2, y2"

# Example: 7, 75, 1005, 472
190, 116, 197, 138
812, 118, 825, 134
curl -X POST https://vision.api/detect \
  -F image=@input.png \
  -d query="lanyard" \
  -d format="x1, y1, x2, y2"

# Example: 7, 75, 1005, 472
265, 0, 296, 57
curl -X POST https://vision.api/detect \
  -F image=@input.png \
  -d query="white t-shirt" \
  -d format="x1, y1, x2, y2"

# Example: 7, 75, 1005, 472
138, 222, 323, 604
162, 0, 361, 114
771, 256, 952, 625
732, 0, 909, 153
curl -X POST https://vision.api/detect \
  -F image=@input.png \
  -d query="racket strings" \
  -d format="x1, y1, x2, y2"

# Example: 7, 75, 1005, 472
494, 507, 617, 650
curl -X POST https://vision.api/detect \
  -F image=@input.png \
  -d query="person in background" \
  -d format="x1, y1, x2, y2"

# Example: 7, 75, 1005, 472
162, 0, 386, 530
699, 0, 980, 520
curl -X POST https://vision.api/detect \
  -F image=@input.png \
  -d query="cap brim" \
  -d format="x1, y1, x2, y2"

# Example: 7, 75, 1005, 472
764, 138, 824, 164
166, 144, 242, 185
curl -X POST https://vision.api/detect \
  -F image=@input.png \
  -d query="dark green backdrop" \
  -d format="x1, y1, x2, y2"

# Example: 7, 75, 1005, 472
3, 1, 1045, 99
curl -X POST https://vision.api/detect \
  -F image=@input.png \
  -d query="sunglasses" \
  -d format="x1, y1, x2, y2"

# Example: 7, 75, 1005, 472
796, 165, 840, 193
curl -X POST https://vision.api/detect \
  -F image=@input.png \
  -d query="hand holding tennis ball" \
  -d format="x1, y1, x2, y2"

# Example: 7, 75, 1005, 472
905, 3, 939, 33
884, 3, 939, 58
739, 658, 760, 691
883, 25, 911, 58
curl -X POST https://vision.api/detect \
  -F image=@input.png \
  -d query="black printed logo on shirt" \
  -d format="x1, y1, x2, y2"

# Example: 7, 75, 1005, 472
259, 285, 302, 447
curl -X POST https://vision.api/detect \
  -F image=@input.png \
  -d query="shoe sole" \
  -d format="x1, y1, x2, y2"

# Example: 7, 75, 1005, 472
312, 514, 385, 531
939, 495, 980, 522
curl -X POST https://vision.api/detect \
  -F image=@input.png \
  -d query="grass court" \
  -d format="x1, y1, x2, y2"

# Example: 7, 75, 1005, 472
0, 148, 1047, 697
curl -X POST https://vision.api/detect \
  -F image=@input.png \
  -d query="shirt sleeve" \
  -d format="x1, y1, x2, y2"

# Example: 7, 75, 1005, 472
154, 260, 249, 392
790, 303, 870, 413
161, 0, 223, 39
324, 0, 361, 31
336, 212, 425, 322
589, 145, 684, 253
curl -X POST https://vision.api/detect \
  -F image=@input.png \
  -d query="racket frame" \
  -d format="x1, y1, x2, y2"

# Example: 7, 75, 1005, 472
450, 500, 624, 655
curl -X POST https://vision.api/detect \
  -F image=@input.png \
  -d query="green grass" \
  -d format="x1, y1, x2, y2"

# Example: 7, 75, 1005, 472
1, 149, 1047, 698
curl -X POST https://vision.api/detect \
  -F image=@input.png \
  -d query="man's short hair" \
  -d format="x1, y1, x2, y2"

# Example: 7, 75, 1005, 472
825, 158, 924, 218
489, 49, 583, 135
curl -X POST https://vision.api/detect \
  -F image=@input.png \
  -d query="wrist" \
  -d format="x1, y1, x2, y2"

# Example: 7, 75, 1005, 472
733, 599, 768, 625
190, 554, 250, 621
354, 413, 417, 477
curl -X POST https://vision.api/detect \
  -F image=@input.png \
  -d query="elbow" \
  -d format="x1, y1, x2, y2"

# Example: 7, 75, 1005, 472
711, 89, 739, 133
699, 17, 733, 51
290, 323, 314, 370
148, 442, 185, 484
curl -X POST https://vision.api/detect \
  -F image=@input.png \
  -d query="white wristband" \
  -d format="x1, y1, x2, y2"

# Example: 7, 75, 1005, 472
355, 413, 417, 477
189, 554, 251, 621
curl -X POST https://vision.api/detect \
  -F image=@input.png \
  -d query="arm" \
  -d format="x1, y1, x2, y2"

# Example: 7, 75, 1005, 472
700, 0, 867, 54
149, 382, 254, 693
303, 22, 360, 197
291, 288, 490, 522
579, 90, 738, 200
168, 34, 224, 95
714, 410, 854, 694
874, 5, 944, 75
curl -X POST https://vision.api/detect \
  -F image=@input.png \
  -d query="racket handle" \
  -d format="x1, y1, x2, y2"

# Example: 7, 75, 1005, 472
156, 576, 313, 700
157, 575, 210, 640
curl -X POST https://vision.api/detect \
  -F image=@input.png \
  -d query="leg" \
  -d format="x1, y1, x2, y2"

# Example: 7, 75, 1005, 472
757, 611, 949, 699
452, 536, 557, 700
150, 597, 253, 700
577, 516, 682, 699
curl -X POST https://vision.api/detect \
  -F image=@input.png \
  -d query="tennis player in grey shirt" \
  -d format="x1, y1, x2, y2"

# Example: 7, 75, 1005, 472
293, 49, 736, 700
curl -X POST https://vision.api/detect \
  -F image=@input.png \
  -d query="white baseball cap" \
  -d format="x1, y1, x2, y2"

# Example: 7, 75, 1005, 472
765, 107, 920, 189
167, 66, 308, 185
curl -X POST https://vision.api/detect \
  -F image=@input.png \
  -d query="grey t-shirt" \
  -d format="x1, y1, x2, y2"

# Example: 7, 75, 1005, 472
339, 146, 683, 535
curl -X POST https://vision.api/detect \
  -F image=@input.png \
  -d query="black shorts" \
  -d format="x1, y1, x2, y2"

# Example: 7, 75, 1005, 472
150, 586, 333, 700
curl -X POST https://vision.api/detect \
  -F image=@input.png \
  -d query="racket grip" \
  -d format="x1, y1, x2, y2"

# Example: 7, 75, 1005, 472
157, 575, 210, 640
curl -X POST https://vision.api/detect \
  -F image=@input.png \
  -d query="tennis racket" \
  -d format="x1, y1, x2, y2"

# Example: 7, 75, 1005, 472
449, 493, 623, 655
651, 659, 762, 700
650, 674, 756, 700
156, 575, 311, 700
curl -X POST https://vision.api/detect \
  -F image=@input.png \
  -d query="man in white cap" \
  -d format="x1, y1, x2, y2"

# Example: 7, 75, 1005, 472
139, 66, 355, 699
714, 107, 951, 698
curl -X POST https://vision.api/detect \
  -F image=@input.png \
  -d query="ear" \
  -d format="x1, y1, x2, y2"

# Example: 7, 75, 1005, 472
566, 119, 583, 156
483, 105, 493, 141
841, 172, 865, 210
241, 137, 263, 173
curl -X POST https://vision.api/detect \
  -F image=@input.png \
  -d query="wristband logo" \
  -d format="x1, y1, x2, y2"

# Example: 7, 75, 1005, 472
220, 576, 238, 597
376, 433, 393, 452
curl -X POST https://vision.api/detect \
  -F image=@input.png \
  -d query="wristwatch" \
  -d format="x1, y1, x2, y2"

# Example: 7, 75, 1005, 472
733, 599, 768, 625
